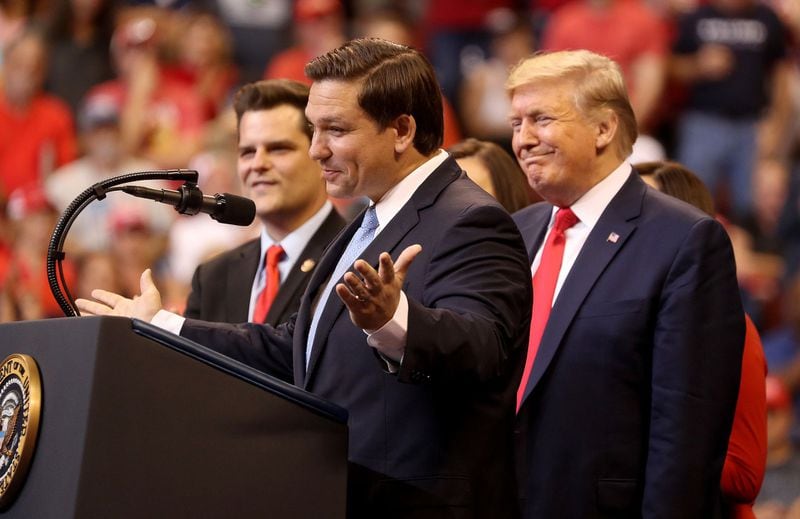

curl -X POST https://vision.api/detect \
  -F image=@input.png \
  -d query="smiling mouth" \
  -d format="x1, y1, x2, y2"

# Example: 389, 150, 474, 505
521, 154, 550, 166
249, 179, 277, 190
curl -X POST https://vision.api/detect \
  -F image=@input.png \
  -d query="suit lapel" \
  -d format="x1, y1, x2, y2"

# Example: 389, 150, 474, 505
265, 211, 345, 325
227, 240, 260, 323
521, 171, 646, 404
302, 158, 462, 388
293, 214, 360, 384
515, 205, 552, 262
265, 261, 306, 324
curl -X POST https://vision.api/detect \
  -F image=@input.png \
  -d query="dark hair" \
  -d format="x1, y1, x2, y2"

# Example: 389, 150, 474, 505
305, 38, 443, 155
635, 161, 715, 216
449, 138, 531, 213
232, 79, 312, 139
46, 0, 117, 44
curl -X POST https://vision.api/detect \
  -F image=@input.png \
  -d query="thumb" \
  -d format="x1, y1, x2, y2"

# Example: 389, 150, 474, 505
140, 268, 156, 294
394, 244, 422, 278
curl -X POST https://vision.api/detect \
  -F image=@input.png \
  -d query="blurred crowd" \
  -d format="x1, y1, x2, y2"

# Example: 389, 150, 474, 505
1, 0, 800, 513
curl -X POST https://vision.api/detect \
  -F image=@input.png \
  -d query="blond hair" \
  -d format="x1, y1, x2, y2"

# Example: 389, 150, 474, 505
506, 50, 637, 158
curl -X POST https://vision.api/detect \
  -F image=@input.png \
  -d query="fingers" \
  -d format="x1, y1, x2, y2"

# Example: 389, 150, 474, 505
335, 282, 366, 308
75, 298, 112, 316
73, 269, 160, 320
348, 245, 423, 290
342, 271, 371, 302
90, 288, 127, 309
377, 253, 394, 284
354, 260, 381, 294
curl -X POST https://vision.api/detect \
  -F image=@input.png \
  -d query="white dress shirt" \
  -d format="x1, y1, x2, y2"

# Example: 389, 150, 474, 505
530, 161, 632, 305
248, 201, 334, 321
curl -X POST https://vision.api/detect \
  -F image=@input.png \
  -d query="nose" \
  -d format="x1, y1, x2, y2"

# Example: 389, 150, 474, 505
512, 119, 538, 156
309, 131, 330, 162
518, 119, 539, 144
252, 147, 272, 170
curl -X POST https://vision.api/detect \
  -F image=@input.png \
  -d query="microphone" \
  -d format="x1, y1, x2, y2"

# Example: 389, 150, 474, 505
122, 183, 256, 226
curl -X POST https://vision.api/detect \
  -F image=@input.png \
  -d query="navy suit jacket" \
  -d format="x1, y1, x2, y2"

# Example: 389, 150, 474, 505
183, 209, 346, 328
512, 171, 745, 518
181, 156, 531, 518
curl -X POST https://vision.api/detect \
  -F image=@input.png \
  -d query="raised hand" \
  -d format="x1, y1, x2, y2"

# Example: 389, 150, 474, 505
336, 244, 422, 332
75, 269, 163, 322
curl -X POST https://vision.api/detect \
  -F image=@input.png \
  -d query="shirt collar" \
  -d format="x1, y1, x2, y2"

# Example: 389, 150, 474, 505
259, 201, 334, 263
371, 149, 448, 235
555, 160, 632, 228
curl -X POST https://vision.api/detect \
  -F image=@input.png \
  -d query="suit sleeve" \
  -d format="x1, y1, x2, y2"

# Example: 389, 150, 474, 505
183, 264, 203, 319
398, 204, 532, 386
180, 317, 296, 383
643, 218, 745, 517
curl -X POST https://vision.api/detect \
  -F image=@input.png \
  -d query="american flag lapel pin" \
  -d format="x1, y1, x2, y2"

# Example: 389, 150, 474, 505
607, 232, 620, 243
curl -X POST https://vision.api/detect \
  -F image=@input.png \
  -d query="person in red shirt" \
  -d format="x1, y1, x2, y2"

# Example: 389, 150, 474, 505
542, 0, 670, 133
87, 10, 207, 169
263, 0, 347, 84
4, 184, 77, 320
0, 29, 77, 198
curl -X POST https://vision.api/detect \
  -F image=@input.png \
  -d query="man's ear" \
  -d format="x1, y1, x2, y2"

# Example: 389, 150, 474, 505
392, 114, 416, 154
595, 109, 619, 151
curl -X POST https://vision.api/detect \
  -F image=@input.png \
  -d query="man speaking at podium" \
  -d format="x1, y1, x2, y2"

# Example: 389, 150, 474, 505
78, 38, 531, 518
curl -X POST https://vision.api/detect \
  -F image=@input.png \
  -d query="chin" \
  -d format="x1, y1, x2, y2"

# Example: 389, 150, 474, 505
326, 185, 353, 199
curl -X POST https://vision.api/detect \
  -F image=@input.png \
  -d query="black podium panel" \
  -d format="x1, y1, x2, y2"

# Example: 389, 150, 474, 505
0, 317, 348, 518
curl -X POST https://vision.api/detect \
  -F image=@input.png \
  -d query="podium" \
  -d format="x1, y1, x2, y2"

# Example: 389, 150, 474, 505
0, 316, 348, 518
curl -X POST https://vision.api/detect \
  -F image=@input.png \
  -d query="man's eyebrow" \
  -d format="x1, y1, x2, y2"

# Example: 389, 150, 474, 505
264, 139, 297, 148
239, 139, 297, 150
310, 115, 345, 125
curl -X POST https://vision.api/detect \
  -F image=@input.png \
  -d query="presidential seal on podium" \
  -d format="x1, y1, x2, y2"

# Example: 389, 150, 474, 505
0, 354, 41, 508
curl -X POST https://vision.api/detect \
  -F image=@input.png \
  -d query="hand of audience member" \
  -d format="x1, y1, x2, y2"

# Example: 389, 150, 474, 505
337, 244, 422, 331
75, 269, 163, 322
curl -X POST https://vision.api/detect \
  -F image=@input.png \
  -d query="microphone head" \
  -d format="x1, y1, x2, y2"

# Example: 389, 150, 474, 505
211, 193, 256, 226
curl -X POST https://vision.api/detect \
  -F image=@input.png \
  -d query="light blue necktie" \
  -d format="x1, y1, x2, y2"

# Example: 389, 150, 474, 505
305, 206, 379, 367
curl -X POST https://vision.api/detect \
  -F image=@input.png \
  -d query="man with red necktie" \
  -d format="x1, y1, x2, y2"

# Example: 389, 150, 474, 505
509, 50, 745, 518
183, 80, 345, 332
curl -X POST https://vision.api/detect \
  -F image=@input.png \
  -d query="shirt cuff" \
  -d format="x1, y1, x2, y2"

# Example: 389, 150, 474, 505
365, 291, 408, 371
151, 309, 186, 335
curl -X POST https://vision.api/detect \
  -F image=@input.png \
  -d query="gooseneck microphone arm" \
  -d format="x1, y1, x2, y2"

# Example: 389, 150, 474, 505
47, 169, 200, 317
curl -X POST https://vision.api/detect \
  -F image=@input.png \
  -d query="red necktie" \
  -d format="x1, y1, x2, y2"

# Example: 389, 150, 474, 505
516, 207, 579, 411
252, 244, 284, 323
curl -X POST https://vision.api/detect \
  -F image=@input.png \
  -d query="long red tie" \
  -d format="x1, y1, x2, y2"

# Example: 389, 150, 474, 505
517, 208, 579, 411
252, 244, 284, 323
